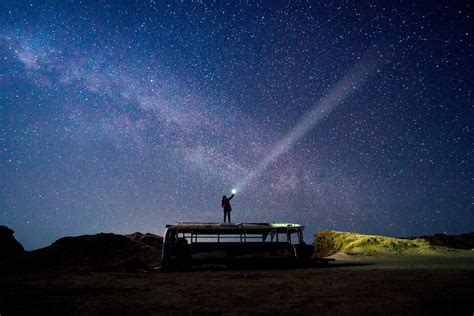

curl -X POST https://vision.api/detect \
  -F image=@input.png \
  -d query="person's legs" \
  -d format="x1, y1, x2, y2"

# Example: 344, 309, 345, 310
223, 211, 226, 223
228, 211, 231, 223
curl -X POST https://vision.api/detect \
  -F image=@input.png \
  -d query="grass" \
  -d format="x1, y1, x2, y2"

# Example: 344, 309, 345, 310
313, 230, 464, 257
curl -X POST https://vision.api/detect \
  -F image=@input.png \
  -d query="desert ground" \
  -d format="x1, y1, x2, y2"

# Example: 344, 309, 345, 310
1, 253, 473, 315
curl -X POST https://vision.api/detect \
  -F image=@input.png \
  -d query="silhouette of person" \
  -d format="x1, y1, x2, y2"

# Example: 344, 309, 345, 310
221, 194, 234, 223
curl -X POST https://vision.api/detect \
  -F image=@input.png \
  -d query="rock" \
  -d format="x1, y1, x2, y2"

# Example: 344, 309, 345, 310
126, 232, 163, 249
0, 226, 25, 261
405, 233, 474, 250
122, 257, 151, 272
0, 232, 163, 273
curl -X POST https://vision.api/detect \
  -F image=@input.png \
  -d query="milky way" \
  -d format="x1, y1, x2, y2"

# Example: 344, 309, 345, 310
0, 1, 472, 249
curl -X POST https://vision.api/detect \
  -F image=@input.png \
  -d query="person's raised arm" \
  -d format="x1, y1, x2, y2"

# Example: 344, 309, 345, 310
228, 194, 234, 200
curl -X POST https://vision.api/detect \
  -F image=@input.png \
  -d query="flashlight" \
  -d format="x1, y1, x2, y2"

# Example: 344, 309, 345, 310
231, 189, 237, 195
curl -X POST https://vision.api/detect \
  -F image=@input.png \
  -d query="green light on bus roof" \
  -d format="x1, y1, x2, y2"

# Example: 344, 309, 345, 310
270, 223, 300, 228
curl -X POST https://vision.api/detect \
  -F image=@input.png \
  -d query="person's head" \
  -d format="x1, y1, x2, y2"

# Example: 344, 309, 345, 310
222, 195, 227, 202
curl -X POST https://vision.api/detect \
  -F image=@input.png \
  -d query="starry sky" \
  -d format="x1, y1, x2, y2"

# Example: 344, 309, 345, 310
1, 1, 472, 250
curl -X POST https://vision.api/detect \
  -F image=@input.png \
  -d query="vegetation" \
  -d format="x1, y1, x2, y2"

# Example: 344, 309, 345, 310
313, 230, 463, 257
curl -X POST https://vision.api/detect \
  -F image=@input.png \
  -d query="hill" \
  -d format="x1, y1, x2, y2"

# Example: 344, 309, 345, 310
0, 226, 25, 261
404, 232, 474, 250
0, 230, 162, 273
313, 230, 471, 257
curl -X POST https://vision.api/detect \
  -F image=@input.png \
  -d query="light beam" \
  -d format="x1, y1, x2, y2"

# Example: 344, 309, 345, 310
234, 50, 384, 192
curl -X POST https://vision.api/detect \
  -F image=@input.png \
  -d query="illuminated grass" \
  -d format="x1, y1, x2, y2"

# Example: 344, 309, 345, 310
313, 230, 465, 257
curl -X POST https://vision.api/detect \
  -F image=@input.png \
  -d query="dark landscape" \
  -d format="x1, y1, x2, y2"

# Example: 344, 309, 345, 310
1, 226, 473, 315
1, 1, 473, 315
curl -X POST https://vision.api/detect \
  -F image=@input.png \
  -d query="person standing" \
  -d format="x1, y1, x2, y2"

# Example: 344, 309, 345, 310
221, 194, 234, 223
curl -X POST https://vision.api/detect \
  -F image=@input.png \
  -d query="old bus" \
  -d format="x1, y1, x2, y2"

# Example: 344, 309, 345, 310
160, 222, 315, 269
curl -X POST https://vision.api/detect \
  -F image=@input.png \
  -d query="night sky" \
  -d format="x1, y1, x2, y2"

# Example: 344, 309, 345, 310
1, 1, 472, 250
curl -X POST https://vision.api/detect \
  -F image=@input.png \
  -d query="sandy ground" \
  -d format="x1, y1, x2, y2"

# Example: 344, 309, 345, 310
1, 254, 473, 315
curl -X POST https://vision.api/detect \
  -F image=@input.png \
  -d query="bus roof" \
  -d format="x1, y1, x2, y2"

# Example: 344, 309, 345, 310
165, 222, 304, 233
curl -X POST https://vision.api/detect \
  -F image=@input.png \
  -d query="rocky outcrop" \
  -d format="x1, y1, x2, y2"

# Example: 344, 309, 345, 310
405, 233, 474, 250
0, 232, 163, 273
126, 232, 163, 249
313, 230, 460, 257
0, 226, 25, 261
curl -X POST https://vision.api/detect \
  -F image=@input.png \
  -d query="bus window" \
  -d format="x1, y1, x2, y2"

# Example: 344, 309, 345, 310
277, 232, 288, 243
267, 231, 277, 242
218, 235, 242, 242
262, 231, 274, 242
290, 232, 300, 245
165, 229, 177, 242
242, 234, 264, 242
191, 234, 243, 243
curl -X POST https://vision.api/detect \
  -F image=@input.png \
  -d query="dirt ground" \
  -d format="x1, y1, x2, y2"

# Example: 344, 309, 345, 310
1, 254, 473, 315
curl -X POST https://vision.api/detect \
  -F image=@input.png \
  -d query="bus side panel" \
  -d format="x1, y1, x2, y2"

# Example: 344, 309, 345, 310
189, 242, 296, 262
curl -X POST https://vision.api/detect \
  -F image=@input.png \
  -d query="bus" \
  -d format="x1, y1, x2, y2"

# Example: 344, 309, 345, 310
160, 222, 316, 270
